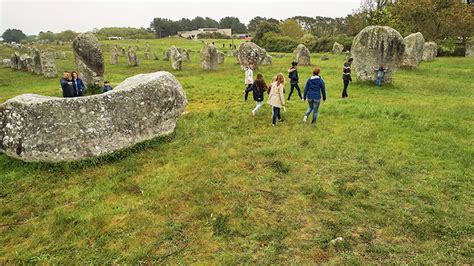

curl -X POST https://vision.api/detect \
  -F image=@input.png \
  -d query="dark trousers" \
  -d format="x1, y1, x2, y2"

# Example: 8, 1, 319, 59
244, 84, 252, 100
342, 79, 350, 98
272, 107, 281, 125
288, 83, 302, 100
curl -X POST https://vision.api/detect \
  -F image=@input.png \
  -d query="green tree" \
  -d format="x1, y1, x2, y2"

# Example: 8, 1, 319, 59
38, 30, 56, 41
219, 17, 247, 33
279, 19, 305, 39
2, 29, 27, 43
252, 20, 281, 46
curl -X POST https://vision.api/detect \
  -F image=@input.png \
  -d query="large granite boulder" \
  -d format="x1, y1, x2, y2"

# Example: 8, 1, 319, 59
402, 32, 425, 68
293, 44, 311, 66
72, 32, 105, 87
466, 40, 474, 58
169, 46, 182, 70
237, 42, 266, 69
217, 51, 225, 64
0, 71, 187, 163
422, 42, 438, 61
200, 44, 218, 70
351, 26, 405, 83
40, 50, 57, 78
332, 42, 344, 54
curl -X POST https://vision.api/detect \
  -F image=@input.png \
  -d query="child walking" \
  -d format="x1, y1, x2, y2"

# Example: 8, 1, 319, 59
245, 73, 268, 116
243, 62, 254, 100
342, 58, 353, 98
267, 73, 286, 126
287, 62, 302, 100
303, 67, 326, 125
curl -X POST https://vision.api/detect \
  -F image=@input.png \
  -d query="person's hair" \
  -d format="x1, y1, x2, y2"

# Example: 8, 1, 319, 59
312, 67, 321, 76
249, 62, 254, 66
71, 71, 78, 78
63, 70, 69, 73
348, 58, 353, 63
291, 61, 298, 67
275, 73, 285, 86
104, 81, 110, 84
255, 73, 267, 92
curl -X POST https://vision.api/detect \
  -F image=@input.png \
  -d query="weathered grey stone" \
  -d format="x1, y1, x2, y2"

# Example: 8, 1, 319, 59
135, 45, 140, 51
153, 52, 159, 60
169, 46, 182, 70
237, 42, 266, 69
144, 52, 150, 60
111, 49, 119, 65
293, 44, 311, 66
163, 49, 170, 61
217, 51, 225, 64
182, 49, 190, 62
332, 42, 344, 54
0, 71, 187, 163
19, 54, 30, 71
2, 59, 11, 67
402, 32, 425, 69
351, 26, 405, 83
30, 48, 43, 75
261, 54, 272, 65
345, 50, 351, 60
320, 55, 329, 61
422, 42, 438, 61
200, 44, 218, 70
40, 50, 57, 78
72, 32, 105, 87
11, 52, 20, 70
145, 44, 150, 53
465, 40, 474, 58
127, 48, 139, 67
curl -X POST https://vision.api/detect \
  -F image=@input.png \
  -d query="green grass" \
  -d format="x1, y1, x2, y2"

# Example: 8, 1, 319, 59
0, 37, 473, 264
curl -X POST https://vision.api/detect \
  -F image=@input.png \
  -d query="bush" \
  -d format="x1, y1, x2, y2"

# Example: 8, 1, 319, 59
259, 32, 299, 52
310, 35, 353, 53
438, 39, 466, 57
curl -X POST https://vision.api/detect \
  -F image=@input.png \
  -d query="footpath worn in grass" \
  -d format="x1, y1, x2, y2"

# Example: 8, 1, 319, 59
0, 38, 473, 263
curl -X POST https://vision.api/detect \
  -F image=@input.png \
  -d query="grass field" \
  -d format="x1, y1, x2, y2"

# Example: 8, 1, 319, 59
0, 37, 472, 263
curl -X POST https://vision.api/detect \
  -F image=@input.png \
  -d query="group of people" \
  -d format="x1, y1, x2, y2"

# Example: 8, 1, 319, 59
60, 71, 113, 98
243, 58, 387, 126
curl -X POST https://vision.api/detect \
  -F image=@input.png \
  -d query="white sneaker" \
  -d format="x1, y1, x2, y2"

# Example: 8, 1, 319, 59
303, 116, 307, 123
251, 110, 256, 116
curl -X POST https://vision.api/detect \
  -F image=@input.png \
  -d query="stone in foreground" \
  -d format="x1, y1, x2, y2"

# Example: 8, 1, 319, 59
237, 42, 266, 69
72, 32, 105, 87
402, 32, 425, 69
351, 26, 405, 83
0, 71, 187, 163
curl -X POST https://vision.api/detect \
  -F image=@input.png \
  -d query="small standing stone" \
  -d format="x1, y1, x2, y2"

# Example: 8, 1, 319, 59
144, 52, 150, 60
293, 44, 311, 66
127, 48, 139, 67
182, 49, 190, 62
169, 46, 182, 70
153, 52, 159, 60
200, 44, 218, 70
40, 50, 58, 78
217, 51, 225, 64
111, 49, 119, 65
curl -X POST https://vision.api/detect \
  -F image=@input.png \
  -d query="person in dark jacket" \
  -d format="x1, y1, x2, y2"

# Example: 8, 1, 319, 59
102, 81, 113, 93
245, 73, 268, 116
71, 71, 85, 97
303, 67, 326, 124
287, 62, 302, 100
373, 65, 387, 86
342, 58, 353, 98
60, 71, 75, 98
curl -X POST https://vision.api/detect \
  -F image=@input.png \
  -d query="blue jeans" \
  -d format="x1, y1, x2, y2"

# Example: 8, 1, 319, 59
305, 99, 321, 124
342, 79, 349, 98
376, 77, 383, 86
272, 106, 281, 125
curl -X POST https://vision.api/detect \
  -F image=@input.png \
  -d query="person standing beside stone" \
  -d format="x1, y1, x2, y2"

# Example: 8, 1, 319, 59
342, 58, 353, 98
102, 81, 113, 93
287, 62, 302, 101
303, 67, 326, 125
267, 73, 286, 127
71, 71, 85, 97
373, 65, 387, 87
243, 63, 254, 101
60, 71, 75, 98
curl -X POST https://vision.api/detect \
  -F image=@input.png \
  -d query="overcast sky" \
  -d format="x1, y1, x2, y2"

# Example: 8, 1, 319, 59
0, 0, 362, 35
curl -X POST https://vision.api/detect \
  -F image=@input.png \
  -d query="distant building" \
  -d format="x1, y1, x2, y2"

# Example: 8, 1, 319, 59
108, 36, 123, 40
178, 28, 232, 39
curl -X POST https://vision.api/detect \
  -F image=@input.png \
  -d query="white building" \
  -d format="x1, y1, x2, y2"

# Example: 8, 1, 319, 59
177, 28, 232, 39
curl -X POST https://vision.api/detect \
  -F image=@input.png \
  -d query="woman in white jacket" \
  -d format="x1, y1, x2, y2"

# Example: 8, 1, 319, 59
267, 73, 286, 126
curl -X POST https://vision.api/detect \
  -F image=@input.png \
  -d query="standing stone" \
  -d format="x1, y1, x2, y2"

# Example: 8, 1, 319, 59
169, 46, 182, 70
320, 55, 329, 61
332, 42, 344, 54
237, 42, 266, 69
402, 32, 425, 69
422, 42, 438, 61
345, 51, 351, 60
351, 26, 405, 83
31, 48, 43, 75
127, 48, 139, 67
72, 32, 105, 87
200, 44, 218, 70
19, 54, 31, 71
144, 52, 150, 60
40, 50, 58, 78
2, 59, 11, 67
163, 49, 170, 61
465, 40, 474, 58
61, 51, 67, 60
182, 49, 190, 62
121, 47, 126, 56
153, 52, 159, 60
11, 52, 20, 70
111, 49, 119, 65
293, 44, 311, 66
135, 45, 140, 51
217, 51, 225, 64
145, 44, 150, 53
261, 54, 273, 65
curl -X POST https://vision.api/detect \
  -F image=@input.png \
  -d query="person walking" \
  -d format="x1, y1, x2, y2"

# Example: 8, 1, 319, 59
303, 67, 326, 125
342, 58, 353, 98
245, 73, 268, 116
243, 62, 254, 101
267, 73, 286, 127
287, 62, 302, 101
71, 71, 85, 97
60, 71, 75, 98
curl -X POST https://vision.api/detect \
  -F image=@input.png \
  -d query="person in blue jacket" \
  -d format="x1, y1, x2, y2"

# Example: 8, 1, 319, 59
71, 71, 85, 97
303, 67, 326, 124
102, 81, 114, 93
